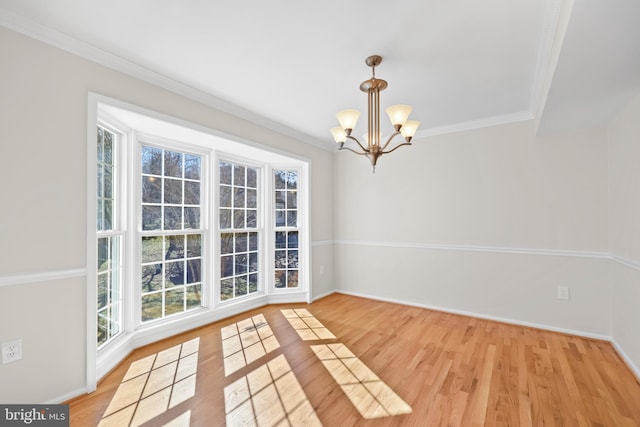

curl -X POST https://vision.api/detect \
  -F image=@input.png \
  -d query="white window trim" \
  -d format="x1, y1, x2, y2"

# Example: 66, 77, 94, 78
87, 93, 311, 391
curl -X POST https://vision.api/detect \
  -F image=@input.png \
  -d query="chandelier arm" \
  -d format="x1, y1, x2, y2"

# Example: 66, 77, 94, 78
381, 141, 413, 155
380, 131, 402, 152
346, 134, 370, 153
339, 146, 370, 156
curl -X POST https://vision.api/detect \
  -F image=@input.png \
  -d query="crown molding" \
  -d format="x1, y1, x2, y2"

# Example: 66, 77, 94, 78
416, 110, 534, 139
0, 10, 333, 152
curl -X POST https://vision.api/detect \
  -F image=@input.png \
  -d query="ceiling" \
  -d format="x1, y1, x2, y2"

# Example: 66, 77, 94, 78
1, 0, 639, 147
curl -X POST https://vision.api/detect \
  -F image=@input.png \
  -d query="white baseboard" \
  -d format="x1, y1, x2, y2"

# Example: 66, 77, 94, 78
334, 290, 611, 341
312, 290, 336, 301
46, 387, 88, 404
611, 339, 640, 382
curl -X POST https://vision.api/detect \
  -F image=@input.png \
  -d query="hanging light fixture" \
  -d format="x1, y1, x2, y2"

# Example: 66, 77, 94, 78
331, 55, 420, 172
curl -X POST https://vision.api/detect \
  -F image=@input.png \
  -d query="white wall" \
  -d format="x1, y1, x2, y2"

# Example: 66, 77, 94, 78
608, 92, 640, 377
0, 26, 334, 403
334, 120, 611, 336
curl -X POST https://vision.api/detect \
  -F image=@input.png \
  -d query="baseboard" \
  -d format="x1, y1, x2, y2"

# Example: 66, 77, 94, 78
334, 290, 611, 341
47, 387, 88, 405
611, 339, 640, 382
312, 290, 336, 302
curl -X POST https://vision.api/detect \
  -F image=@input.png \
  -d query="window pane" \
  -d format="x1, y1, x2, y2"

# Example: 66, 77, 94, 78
287, 271, 299, 288
287, 191, 297, 209
142, 206, 161, 230
186, 259, 201, 284
274, 270, 285, 288
287, 211, 297, 227
164, 206, 182, 230
249, 252, 258, 272
184, 181, 200, 205
275, 211, 285, 227
103, 200, 113, 230
247, 189, 257, 209
235, 233, 247, 253
275, 232, 286, 249
248, 274, 258, 293
220, 162, 232, 185
142, 176, 161, 203
166, 260, 185, 287
287, 171, 298, 189
233, 210, 245, 229
287, 231, 298, 248
98, 274, 108, 309
247, 210, 257, 228
235, 254, 247, 275
166, 235, 185, 259
275, 191, 285, 209
220, 186, 232, 208
186, 284, 202, 309
233, 164, 245, 186
247, 168, 257, 188
221, 233, 234, 254
104, 165, 113, 199
142, 146, 162, 175
164, 178, 182, 204
142, 264, 163, 292
219, 209, 231, 229
97, 200, 103, 231
184, 207, 200, 229
288, 250, 298, 268
187, 234, 201, 257
142, 236, 163, 263
221, 255, 233, 277
235, 277, 247, 296
249, 233, 258, 251
165, 288, 184, 316
103, 131, 113, 164
142, 293, 163, 321
164, 151, 183, 178
221, 279, 233, 301
233, 188, 245, 208
184, 155, 200, 180
98, 238, 109, 271
275, 171, 286, 189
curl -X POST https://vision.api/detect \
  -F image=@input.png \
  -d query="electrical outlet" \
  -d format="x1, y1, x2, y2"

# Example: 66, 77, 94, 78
2, 339, 22, 364
557, 286, 570, 301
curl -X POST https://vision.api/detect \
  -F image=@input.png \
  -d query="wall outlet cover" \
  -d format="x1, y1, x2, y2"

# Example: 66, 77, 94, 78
2, 339, 22, 364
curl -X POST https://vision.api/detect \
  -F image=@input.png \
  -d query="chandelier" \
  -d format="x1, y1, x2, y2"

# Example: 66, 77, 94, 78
331, 55, 420, 172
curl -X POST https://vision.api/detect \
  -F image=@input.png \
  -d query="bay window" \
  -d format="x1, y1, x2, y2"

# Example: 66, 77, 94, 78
91, 98, 309, 380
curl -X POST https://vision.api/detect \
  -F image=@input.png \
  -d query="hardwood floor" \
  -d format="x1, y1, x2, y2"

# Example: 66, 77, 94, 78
68, 293, 640, 426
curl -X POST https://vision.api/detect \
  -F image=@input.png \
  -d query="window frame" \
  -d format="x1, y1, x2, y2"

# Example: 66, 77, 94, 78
134, 133, 212, 327
271, 166, 305, 292
87, 94, 311, 392
214, 154, 266, 306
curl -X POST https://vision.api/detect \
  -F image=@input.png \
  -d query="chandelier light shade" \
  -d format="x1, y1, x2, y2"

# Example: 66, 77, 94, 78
331, 55, 420, 172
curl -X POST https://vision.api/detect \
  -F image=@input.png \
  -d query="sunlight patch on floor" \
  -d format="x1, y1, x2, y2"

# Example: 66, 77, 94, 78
280, 308, 336, 340
221, 313, 281, 376
99, 337, 200, 427
224, 354, 322, 427
310, 343, 412, 419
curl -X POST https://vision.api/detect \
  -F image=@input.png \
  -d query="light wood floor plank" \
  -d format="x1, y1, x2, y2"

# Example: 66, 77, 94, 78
68, 293, 640, 426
